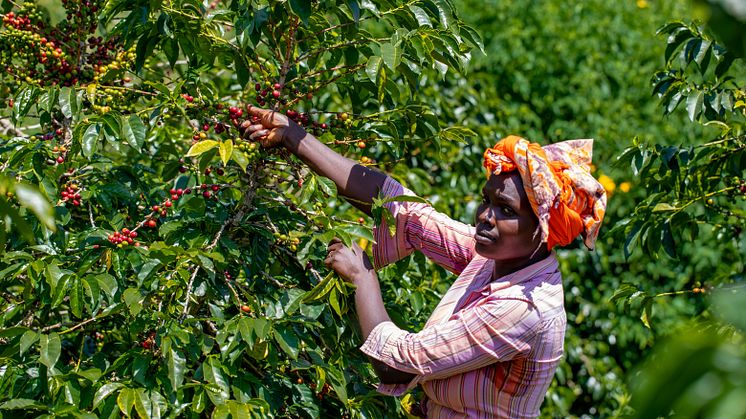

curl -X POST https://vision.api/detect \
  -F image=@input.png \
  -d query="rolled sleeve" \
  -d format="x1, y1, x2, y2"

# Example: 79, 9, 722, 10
360, 297, 541, 395
372, 177, 475, 274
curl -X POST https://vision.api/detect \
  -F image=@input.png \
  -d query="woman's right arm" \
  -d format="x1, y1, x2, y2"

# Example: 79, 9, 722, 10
241, 106, 475, 273
239, 106, 386, 216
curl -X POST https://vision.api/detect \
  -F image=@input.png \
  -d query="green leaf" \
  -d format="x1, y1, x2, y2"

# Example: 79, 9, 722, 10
203, 357, 230, 406
340, 224, 374, 242
137, 259, 161, 282
186, 140, 219, 157
253, 318, 270, 339
219, 139, 234, 166
288, 0, 311, 24
0, 399, 46, 410
122, 288, 144, 316
121, 115, 146, 152
20, 330, 39, 355
273, 325, 299, 359
661, 220, 677, 259
366, 56, 382, 83
459, 24, 485, 54
316, 176, 337, 197
93, 383, 124, 409
39, 332, 61, 368
433, 0, 454, 29
409, 5, 431, 27
381, 42, 401, 71
347, 0, 360, 23
303, 272, 337, 302
96, 273, 118, 300
686, 91, 704, 121
232, 149, 249, 172
382, 194, 431, 205
81, 123, 101, 158
326, 366, 348, 405
69, 279, 85, 318
640, 297, 654, 329
13, 86, 40, 123
234, 53, 250, 87
652, 203, 677, 212
117, 387, 136, 417
329, 287, 345, 316
610, 283, 638, 304
59, 86, 80, 119
167, 348, 186, 390
14, 183, 56, 230
134, 388, 152, 419
238, 317, 254, 345
229, 401, 251, 419
439, 126, 475, 143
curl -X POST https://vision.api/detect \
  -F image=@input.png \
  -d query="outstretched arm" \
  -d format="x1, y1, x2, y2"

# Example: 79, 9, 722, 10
325, 238, 416, 384
239, 106, 386, 215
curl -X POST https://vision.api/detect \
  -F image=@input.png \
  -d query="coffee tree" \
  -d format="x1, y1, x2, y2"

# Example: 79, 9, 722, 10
0, 1, 481, 417
611, 20, 745, 323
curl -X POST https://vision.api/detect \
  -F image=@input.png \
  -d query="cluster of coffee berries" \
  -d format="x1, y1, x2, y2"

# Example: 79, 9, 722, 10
1, 1, 122, 89
283, 109, 331, 136
169, 187, 189, 202
227, 105, 244, 128
274, 232, 300, 252
254, 82, 286, 107
236, 140, 260, 159
312, 383, 331, 400
107, 228, 140, 247
197, 183, 222, 200
59, 181, 82, 207
92, 47, 135, 80
141, 330, 156, 350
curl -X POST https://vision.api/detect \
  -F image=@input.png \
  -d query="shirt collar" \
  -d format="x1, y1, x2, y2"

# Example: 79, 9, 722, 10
484, 252, 559, 286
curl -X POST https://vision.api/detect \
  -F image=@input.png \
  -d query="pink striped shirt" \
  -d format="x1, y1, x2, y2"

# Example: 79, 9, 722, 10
360, 177, 566, 418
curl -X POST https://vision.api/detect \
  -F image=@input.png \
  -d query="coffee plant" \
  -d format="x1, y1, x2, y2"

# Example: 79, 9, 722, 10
611, 21, 745, 325
0, 1, 481, 417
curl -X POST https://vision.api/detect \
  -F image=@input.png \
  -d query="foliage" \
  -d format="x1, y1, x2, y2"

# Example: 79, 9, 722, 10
0, 1, 481, 417
2, 0, 744, 418
617, 9, 746, 419
629, 289, 746, 419
612, 20, 745, 314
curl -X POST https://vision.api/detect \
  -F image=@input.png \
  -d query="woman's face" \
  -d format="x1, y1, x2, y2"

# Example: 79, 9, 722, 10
474, 172, 546, 268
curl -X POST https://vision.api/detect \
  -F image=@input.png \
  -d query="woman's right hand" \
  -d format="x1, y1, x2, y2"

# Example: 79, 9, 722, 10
238, 106, 307, 149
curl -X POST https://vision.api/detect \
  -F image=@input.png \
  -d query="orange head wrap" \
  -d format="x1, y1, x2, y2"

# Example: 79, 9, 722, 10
483, 135, 607, 250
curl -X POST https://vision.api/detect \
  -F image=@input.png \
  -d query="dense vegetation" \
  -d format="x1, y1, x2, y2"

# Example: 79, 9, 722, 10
0, 0, 743, 418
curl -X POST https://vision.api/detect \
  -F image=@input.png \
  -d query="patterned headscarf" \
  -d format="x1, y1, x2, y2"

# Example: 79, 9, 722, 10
483, 135, 607, 250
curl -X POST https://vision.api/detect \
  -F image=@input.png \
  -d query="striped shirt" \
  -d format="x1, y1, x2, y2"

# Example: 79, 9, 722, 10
360, 177, 566, 418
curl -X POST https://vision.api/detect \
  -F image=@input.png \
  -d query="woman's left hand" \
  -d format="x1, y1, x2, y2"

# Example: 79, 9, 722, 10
324, 238, 374, 284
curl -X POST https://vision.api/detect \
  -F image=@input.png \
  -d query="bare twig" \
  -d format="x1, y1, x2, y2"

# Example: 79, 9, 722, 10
0, 118, 24, 137
44, 315, 98, 334
88, 202, 96, 228
180, 265, 201, 320
182, 166, 261, 320
261, 270, 287, 288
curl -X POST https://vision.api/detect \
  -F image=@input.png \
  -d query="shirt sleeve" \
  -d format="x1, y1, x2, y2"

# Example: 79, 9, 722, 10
359, 296, 541, 396
372, 177, 476, 275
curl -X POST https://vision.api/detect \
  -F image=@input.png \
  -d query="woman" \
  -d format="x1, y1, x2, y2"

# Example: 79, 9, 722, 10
240, 107, 607, 418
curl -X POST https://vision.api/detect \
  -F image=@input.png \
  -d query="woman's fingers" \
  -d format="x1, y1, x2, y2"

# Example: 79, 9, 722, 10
327, 238, 342, 247
324, 239, 344, 269
323, 254, 334, 268
246, 105, 269, 120
249, 129, 269, 141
